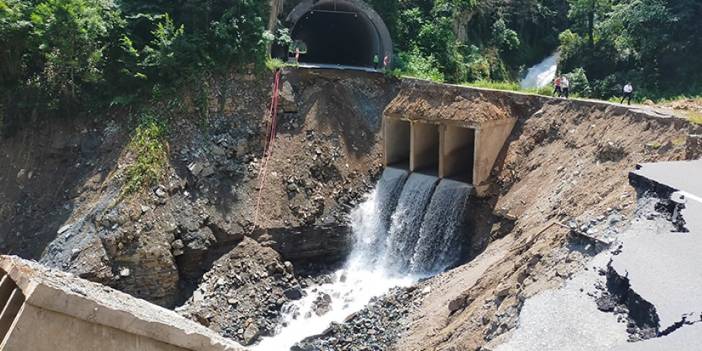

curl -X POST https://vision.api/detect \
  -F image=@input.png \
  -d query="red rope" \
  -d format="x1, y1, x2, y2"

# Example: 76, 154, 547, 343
252, 69, 282, 232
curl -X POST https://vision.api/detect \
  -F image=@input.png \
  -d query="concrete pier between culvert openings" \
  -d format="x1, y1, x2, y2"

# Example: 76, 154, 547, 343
0, 256, 245, 351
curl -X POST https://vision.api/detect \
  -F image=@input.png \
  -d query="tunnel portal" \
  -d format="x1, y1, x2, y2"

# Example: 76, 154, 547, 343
286, 0, 393, 69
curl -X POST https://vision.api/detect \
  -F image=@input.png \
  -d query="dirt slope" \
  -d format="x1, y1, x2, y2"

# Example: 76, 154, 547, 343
0, 68, 395, 308
396, 99, 697, 350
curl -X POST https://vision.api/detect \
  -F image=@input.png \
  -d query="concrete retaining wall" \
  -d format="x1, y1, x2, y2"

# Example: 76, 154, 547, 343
0, 256, 245, 351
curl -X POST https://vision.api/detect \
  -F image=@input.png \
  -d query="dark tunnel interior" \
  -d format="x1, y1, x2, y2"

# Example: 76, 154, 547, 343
291, 4, 381, 68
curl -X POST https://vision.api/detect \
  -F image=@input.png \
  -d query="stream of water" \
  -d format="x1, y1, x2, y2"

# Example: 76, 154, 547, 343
520, 53, 559, 89
253, 168, 472, 350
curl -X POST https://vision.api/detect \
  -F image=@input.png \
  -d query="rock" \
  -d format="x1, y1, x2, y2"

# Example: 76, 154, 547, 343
57, 224, 72, 234
155, 187, 167, 198
242, 322, 260, 345
448, 295, 468, 313
201, 164, 215, 177
284, 287, 303, 300
188, 161, 204, 176
119, 267, 131, 277
211, 145, 227, 156
279, 81, 298, 113
312, 292, 332, 316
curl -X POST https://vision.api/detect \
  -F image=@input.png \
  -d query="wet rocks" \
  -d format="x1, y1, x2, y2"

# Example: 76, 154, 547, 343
294, 287, 422, 351
312, 293, 332, 317
178, 238, 301, 346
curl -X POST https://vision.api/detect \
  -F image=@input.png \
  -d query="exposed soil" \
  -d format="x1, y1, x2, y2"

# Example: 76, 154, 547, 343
1, 68, 700, 351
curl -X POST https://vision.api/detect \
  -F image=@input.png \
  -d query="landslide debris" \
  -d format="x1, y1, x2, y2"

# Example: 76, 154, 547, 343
177, 238, 301, 346
0, 68, 394, 309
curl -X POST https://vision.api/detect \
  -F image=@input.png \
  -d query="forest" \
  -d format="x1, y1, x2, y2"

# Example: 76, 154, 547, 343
1, 0, 701, 129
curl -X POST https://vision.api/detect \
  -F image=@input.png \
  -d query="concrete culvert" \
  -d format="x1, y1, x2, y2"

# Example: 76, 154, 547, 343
286, 0, 393, 69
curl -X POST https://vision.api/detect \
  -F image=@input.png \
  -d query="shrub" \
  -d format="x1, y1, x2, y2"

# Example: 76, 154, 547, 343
396, 47, 445, 82
123, 113, 168, 195
566, 67, 592, 97
29, 0, 124, 100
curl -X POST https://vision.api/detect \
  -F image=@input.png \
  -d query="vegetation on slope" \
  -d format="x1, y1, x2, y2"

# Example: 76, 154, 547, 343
372, 0, 701, 101
123, 112, 168, 195
1, 0, 700, 128
0, 0, 272, 132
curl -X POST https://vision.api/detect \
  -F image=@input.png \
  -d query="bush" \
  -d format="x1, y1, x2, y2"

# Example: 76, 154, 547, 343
29, 0, 124, 100
565, 67, 592, 97
123, 113, 168, 195
396, 47, 445, 82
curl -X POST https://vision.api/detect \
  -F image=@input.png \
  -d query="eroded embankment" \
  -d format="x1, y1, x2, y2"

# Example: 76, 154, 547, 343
1, 69, 700, 349
0, 68, 396, 345
295, 87, 700, 351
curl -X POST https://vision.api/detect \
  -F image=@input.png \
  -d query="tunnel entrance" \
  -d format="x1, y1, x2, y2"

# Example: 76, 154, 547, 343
285, 0, 393, 69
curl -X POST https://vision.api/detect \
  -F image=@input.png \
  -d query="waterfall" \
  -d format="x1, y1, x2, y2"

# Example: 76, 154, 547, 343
253, 169, 472, 350
520, 53, 559, 89
410, 180, 472, 275
382, 173, 439, 272
347, 167, 409, 266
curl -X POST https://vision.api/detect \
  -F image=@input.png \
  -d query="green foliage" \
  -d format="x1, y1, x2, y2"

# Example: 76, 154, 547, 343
1, 0, 272, 131
123, 112, 168, 195
565, 67, 592, 96
395, 48, 445, 82
492, 19, 520, 52
558, 0, 702, 100
265, 57, 286, 72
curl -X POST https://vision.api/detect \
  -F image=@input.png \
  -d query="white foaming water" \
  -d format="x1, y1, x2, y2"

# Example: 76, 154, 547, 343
520, 53, 559, 89
254, 168, 469, 350
253, 262, 416, 350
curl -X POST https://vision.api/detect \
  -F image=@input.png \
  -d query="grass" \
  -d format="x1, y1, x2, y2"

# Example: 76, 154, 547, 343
265, 57, 300, 72
687, 111, 702, 125
461, 80, 554, 97
123, 113, 169, 196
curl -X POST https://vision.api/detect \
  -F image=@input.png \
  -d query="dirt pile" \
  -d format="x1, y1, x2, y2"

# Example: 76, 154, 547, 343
177, 238, 301, 346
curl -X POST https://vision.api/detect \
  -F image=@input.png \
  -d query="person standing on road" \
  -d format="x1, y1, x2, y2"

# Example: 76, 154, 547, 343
373, 54, 380, 69
553, 76, 562, 97
621, 82, 633, 105
560, 75, 570, 99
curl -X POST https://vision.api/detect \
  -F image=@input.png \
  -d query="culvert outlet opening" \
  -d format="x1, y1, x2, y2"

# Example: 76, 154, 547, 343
440, 125, 475, 183
384, 118, 411, 168
411, 122, 440, 174
285, 0, 393, 68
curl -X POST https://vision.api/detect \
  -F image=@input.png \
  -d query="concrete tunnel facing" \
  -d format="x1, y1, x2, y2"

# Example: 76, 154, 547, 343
282, 0, 393, 68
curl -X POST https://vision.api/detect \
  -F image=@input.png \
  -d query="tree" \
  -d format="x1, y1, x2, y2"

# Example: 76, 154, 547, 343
29, 0, 123, 99
0, 0, 32, 86
566, 0, 611, 47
